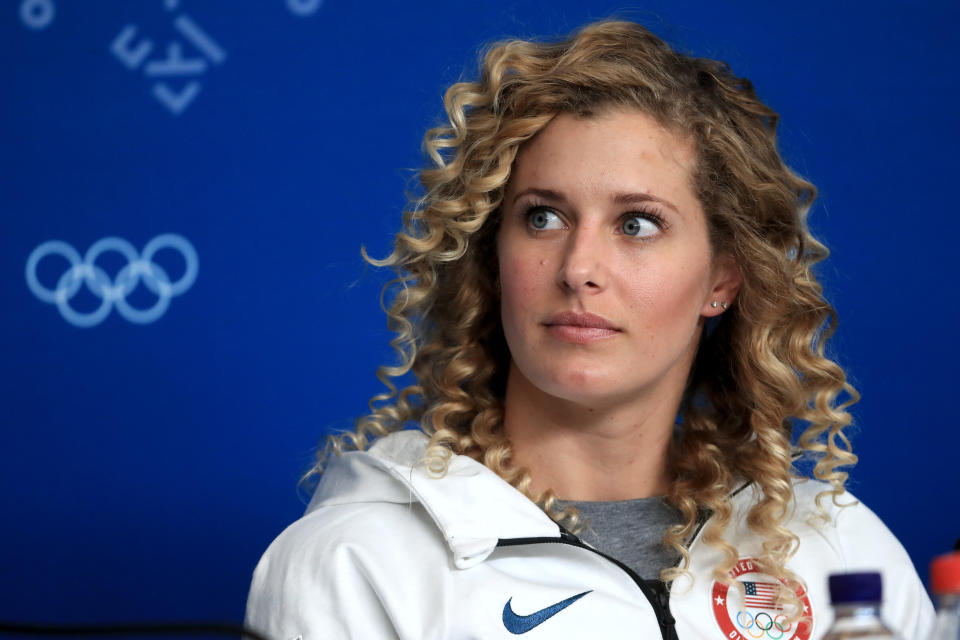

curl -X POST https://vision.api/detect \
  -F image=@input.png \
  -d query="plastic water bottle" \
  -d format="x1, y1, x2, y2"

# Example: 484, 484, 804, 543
822, 572, 901, 640
929, 552, 960, 640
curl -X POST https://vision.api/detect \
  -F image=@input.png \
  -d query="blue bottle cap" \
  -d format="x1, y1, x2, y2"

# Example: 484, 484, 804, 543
828, 572, 882, 604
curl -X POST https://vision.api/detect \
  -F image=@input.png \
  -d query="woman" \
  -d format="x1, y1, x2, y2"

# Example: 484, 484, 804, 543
246, 21, 933, 640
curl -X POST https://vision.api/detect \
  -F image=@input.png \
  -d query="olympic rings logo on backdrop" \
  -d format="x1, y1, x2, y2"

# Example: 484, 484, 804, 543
25, 234, 198, 328
20, 0, 55, 30
287, 0, 322, 16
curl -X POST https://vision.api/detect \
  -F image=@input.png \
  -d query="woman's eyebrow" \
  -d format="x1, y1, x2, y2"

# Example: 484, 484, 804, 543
511, 187, 680, 214
510, 187, 566, 206
612, 191, 680, 214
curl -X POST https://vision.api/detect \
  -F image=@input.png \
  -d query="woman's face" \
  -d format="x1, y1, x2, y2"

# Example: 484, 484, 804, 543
496, 109, 739, 409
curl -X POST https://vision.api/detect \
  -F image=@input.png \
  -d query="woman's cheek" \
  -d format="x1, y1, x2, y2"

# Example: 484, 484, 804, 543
504, 254, 548, 299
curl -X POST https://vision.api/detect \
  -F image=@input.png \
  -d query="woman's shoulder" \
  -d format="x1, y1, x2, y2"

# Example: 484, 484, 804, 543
246, 500, 451, 640
730, 478, 906, 556
253, 496, 448, 581
726, 479, 923, 593
786, 479, 903, 550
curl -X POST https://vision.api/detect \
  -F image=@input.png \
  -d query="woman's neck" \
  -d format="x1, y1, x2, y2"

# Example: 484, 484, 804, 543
501, 362, 681, 501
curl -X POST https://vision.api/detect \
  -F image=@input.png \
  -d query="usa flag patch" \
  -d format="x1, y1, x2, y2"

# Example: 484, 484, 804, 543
711, 557, 813, 640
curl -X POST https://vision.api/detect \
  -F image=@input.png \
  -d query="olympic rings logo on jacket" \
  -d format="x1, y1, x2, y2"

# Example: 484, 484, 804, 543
25, 234, 198, 327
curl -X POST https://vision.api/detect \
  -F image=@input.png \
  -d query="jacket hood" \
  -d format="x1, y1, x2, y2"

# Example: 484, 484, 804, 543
305, 430, 562, 568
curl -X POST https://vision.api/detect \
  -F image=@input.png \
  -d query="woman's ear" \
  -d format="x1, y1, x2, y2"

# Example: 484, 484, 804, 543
701, 254, 742, 317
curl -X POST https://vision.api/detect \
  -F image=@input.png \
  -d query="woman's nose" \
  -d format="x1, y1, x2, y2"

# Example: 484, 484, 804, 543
558, 228, 606, 293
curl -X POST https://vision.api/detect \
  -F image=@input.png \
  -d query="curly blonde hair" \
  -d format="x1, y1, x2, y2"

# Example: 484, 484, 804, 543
315, 20, 858, 609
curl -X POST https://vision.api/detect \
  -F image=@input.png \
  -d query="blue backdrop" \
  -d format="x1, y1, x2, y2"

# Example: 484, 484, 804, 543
2, 0, 957, 630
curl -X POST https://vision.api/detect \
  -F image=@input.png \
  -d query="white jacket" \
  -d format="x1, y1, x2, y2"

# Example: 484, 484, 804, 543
245, 430, 934, 640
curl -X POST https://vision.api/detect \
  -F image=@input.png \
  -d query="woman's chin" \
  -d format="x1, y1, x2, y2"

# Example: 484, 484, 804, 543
536, 376, 633, 408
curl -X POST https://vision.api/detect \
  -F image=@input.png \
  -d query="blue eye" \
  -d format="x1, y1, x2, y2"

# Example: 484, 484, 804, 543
527, 208, 563, 230
621, 215, 659, 237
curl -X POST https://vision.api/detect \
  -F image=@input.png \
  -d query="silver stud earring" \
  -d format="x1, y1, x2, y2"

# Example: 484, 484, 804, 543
720, 301, 729, 310
710, 301, 719, 308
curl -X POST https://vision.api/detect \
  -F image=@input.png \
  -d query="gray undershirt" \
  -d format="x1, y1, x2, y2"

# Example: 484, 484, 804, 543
556, 496, 684, 579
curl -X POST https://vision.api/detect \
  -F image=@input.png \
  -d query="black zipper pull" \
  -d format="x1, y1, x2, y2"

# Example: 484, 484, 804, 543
643, 580, 677, 640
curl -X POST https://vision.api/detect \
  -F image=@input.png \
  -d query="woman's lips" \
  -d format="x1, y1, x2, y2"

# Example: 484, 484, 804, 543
542, 312, 621, 343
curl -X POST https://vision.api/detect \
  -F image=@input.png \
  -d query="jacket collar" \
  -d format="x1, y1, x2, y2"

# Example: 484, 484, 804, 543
305, 430, 795, 570
306, 430, 561, 569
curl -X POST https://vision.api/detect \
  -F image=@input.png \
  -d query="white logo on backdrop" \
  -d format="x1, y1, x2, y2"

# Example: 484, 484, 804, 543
287, 0, 322, 16
20, 0, 55, 30
26, 1, 321, 109
110, 1, 227, 115
25, 234, 199, 328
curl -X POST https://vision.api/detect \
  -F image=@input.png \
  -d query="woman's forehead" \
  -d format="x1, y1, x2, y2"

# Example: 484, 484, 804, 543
506, 110, 700, 214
